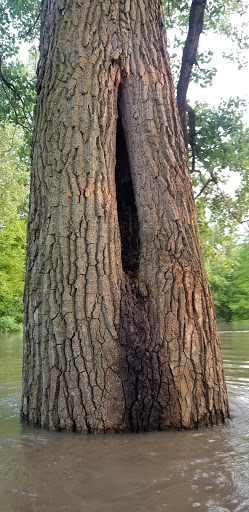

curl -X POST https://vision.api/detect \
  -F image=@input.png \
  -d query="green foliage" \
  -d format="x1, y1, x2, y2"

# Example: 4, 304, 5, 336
0, 315, 23, 333
0, 0, 39, 134
0, 125, 29, 332
165, 0, 249, 85
0, 1, 36, 331
193, 98, 249, 233
197, 204, 234, 321
195, 105, 249, 322
229, 242, 249, 321
0, 0, 40, 56
164, 1, 249, 242
197, 204, 249, 322
194, 98, 249, 176
0, 58, 36, 131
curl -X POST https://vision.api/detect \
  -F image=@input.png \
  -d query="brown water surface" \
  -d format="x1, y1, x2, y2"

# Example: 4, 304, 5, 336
1, 326, 249, 512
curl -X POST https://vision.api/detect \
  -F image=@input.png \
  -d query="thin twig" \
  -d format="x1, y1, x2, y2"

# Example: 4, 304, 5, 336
19, 10, 40, 39
218, 185, 248, 229
195, 178, 213, 198
195, 167, 249, 231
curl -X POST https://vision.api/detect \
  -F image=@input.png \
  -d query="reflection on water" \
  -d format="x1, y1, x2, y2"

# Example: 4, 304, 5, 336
1, 327, 249, 512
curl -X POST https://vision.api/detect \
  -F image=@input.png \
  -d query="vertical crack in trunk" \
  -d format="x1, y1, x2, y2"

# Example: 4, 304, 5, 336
115, 93, 140, 277
116, 90, 165, 432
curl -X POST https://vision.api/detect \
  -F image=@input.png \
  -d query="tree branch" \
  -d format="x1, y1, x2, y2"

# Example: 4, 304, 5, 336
177, 0, 207, 147
0, 54, 31, 131
19, 10, 40, 39
186, 103, 196, 173
195, 170, 218, 198
166, 0, 173, 26
195, 178, 213, 198
217, 186, 248, 229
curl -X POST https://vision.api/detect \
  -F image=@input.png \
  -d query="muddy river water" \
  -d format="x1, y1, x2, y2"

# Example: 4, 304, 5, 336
1, 326, 249, 512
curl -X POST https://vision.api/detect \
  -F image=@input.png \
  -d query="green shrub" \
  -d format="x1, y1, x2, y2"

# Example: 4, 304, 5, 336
0, 316, 23, 333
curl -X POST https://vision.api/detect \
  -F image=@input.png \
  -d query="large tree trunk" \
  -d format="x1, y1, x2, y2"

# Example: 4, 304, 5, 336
21, 0, 229, 432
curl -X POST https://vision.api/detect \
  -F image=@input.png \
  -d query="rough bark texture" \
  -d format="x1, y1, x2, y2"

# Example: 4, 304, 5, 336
22, 0, 229, 432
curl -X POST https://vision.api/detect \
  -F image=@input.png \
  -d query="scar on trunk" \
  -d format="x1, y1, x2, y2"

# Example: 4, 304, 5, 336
115, 92, 140, 276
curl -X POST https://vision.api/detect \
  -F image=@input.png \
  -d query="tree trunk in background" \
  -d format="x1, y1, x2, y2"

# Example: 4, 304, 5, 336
21, 0, 229, 432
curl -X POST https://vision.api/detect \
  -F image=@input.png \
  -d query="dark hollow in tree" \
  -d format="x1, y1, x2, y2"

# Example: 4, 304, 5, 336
21, 0, 229, 432
115, 97, 140, 277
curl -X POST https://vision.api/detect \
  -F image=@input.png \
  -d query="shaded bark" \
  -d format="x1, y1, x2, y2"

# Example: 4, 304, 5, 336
22, 0, 229, 432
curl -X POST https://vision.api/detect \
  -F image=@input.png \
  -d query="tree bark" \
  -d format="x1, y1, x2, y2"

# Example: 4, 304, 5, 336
21, 0, 229, 432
